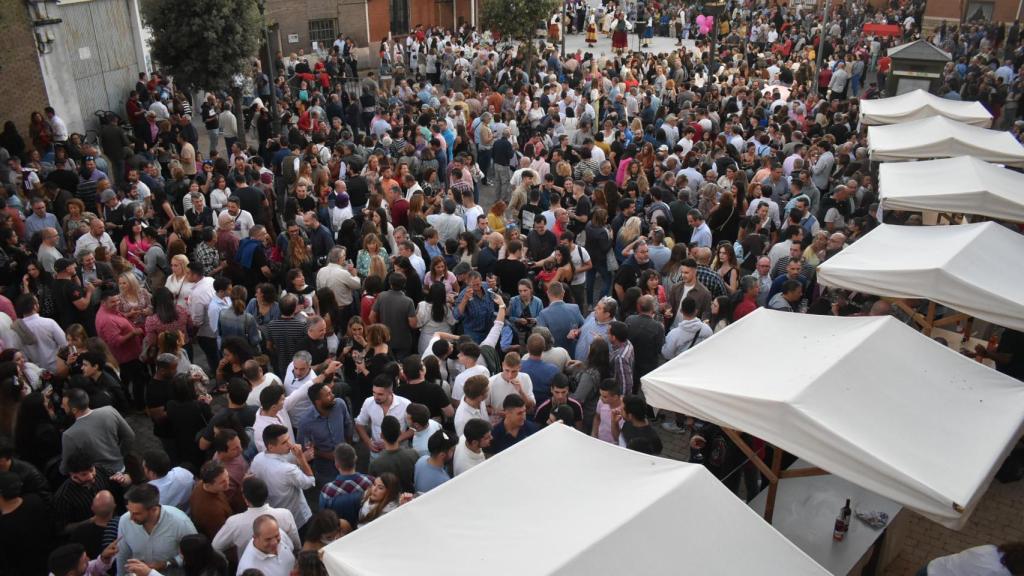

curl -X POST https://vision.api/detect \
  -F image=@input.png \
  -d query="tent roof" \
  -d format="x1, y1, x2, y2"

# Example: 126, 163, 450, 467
860, 89, 992, 126
879, 157, 1024, 222
867, 116, 1024, 167
817, 222, 1024, 331
887, 39, 952, 61
641, 309, 1024, 529
321, 425, 830, 576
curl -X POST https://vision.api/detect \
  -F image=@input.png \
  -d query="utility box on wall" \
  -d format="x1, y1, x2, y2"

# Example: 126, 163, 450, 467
885, 39, 950, 97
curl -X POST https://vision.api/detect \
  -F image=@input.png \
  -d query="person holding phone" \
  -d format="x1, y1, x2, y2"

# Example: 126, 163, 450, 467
453, 270, 499, 344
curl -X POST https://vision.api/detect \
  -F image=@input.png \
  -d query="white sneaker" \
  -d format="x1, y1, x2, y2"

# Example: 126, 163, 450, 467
661, 421, 686, 434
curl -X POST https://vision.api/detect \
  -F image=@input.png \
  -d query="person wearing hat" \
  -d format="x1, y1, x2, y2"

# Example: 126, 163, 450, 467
413, 429, 457, 493
53, 256, 96, 333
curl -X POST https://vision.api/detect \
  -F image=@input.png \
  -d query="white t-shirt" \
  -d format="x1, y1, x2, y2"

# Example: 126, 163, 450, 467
454, 399, 488, 437
453, 436, 487, 476
464, 205, 484, 229
452, 365, 490, 402
411, 419, 442, 457
487, 373, 534, 420
568, 244, 591, 286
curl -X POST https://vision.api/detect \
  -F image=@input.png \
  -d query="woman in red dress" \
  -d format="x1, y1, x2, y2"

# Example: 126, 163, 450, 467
612, 12, 630, 53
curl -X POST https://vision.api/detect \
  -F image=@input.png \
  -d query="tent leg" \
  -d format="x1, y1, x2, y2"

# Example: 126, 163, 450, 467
923, 302, 936, 337
764, 447, 785, 523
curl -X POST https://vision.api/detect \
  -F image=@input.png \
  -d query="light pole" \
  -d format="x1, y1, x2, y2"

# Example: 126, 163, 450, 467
705, 1, 726, 79
256, 0, 280, 136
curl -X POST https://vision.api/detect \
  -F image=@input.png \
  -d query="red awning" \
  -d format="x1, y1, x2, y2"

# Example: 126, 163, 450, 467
863, 23, 902, 37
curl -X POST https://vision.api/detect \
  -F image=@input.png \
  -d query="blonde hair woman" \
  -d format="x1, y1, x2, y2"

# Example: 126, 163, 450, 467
117, 271, 152, 327
167, 216, 192, 250
615, 216, 643, 260
165, 254, 195, 307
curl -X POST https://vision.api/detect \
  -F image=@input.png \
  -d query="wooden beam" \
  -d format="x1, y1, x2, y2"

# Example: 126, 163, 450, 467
922, 301, 937, 336
764, 447, 785, 523
779, 466, 829, 479
722, 427, 776, 482
932, 313, 969, 328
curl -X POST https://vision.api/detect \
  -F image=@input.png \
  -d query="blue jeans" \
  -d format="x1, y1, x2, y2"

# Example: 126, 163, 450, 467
587, 266, 612, 304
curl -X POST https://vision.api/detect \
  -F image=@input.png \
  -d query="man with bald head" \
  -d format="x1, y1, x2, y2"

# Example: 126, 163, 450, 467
74, 218, 116, 256
68, 490, 118, 561
237, 514, 295, 576
476, 232, 504, 277
825, 232, 847, 260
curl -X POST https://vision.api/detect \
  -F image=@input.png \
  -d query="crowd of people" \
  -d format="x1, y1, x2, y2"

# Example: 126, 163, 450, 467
1, 0, 1024, 574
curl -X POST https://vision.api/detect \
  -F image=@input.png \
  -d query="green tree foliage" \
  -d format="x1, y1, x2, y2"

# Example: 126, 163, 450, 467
141, 0, 262, 91
481, 0, 560, 44
481, 0, 561, 74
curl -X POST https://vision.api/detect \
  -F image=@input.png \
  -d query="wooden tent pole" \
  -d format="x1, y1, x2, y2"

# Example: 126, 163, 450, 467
764, 447, 785, 523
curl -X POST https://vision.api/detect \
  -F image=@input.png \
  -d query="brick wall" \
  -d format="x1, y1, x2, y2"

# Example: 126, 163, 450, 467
0, 2, 50, 142
925, 0, 1021, 23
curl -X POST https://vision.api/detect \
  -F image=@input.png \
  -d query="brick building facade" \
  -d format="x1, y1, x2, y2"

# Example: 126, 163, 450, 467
0, 0, 148, 137
264, 0, 479, 55
924, 0, 1022, 25
0, 2, 51, 138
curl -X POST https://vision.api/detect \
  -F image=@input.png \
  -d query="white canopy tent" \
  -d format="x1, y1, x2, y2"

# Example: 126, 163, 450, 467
321, 425, 830, 576
859, 89, 993, 126
816, 222, 1024, 332
867, 116, 1024, 167
642, 309, 1024, 530
878, 156, 1024, 222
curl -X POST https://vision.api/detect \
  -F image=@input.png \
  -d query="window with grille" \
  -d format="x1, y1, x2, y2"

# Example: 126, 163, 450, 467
390, 0, 409, 35
308, 18, 337, 50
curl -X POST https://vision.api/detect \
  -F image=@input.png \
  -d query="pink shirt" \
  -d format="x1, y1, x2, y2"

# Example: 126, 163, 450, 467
96, 306, 142, 365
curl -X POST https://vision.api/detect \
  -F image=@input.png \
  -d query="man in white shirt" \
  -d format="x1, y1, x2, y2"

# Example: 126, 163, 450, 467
454, 375, 490, 437
236, 514, 296, 576
249, 424, 315, 529
453, 417, 491, 475
244, 360, 283, 407
224, 197, 255, 239
75, 219, 117, 256
283, 354, 342, 424
212, 476, 301, 558
253, 386, 293, 452
46, 106, 69, 143
355, 377, 412, 459
143, 450, 194, 511
282, 352, 316, 396
451, 342, 490, 403
315, 246, 361, 308
186, 264, 217, 368
487, 352, 535, 423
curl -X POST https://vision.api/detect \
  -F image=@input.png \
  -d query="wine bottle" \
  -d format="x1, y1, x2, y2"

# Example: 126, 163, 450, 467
833, 498, 851, 541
